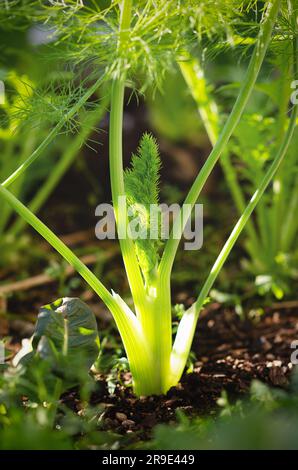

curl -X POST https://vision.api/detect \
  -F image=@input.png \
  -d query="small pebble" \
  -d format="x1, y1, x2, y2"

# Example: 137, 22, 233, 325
122, 419, 136, 429
116, 412, 127, 422
272, 360, 282, 367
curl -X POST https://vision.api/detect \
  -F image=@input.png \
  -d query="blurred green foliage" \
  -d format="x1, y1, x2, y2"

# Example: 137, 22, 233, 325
150, 371, 298, 450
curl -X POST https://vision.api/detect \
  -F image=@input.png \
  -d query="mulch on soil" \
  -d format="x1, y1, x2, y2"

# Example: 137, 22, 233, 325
61, 304, 298, 440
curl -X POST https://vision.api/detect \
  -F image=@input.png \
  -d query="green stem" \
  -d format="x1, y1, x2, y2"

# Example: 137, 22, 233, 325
1, 76, 104, 189
170, 90, 297, 388
109, 0, 172, 394
281, 175, 298, 251
281, 0, 298, 251
197, 115, 296, 311
159, 0, 280, 282
178, 57, 261, 259
109, 0, 147, 316
0, 183, 113, 307
109, 80, 145, 308
270, 0, 296, 254
155, 276, 173, 393
108, 0, 166, 394
120, 0, 132, 31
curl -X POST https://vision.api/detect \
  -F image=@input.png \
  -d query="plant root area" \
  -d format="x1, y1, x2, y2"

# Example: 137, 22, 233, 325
60, 304, 297, 441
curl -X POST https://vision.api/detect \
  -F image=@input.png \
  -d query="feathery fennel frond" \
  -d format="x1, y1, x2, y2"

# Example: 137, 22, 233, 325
189, 0, 257, 40
0, 0, 191, 89
125, 133, 162, 282
1, 1, 256, 91
5, 71, 98, 135
1, 1, 291, 93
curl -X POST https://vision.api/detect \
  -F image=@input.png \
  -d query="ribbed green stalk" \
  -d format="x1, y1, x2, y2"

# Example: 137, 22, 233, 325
109, 82, 165, 393
109, 0, 173, 395
270, 1, 296, 254
109, 0, 147, 316
281, 174, 298, 251
108, 0, 168, 395
109, 80, 147, 313
0, 183, 114, 308
159, 0, 280, 283
178, 57, 261, 260
280, 0, 298, 252
155, 276, 173, 393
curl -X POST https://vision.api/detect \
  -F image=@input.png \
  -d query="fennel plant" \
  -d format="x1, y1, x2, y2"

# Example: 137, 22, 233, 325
0, 0, 296, 396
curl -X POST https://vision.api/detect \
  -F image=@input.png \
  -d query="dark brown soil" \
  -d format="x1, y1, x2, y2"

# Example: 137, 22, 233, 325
60, 304, 297, 442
